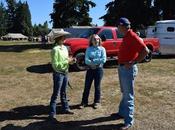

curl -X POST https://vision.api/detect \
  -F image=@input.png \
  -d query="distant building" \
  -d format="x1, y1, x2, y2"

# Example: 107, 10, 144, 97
2, 33, 28, 41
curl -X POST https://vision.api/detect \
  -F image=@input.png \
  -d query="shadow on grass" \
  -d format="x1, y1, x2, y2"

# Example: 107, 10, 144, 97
26, 54, 175, 74
26, 63, 53, 74
26, 63, 78, 74
0, 43, 53, 52
153, 54, 175, 59
1, 121, 123, 130
26, 60, 119, 74
0, 104, 123, 130
0, 104, 81, 122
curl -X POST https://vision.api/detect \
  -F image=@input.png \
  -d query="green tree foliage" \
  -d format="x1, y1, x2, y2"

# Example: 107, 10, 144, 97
0, 2, 8, 36
12, 1, 33, 36
33, 21, 50, 37
0, 0, 49, 37
4, 0, 32, 36
6, 0, 16, 33
154, 0, 175, 20
51, 0, 96, 28
77, 0, 96, 26
23, 1, 33, 36
100, 0, 155, 28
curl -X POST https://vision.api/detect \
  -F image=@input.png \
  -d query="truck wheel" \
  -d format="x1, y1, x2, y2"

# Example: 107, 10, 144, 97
74, 52, 87, 71
144, 49, 152, 62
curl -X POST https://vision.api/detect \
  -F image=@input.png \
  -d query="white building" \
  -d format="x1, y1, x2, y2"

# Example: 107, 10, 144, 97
2, 33, 28, 41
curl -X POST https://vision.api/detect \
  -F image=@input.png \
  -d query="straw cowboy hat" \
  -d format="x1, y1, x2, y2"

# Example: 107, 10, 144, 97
48, 28, 70, 39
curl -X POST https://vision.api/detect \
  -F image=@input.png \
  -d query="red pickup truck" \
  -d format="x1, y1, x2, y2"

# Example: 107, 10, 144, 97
64, 26, 160, 70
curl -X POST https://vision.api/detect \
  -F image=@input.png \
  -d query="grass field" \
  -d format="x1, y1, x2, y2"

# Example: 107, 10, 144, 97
0, 42, 175, 130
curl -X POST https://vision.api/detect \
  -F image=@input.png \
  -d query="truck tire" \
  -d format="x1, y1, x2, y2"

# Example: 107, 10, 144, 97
143, 49, 152, 62
74, 52, 87, 71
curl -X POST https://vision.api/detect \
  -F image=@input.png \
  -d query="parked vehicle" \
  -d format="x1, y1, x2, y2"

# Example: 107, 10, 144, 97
146, 20, 175, 55
64, 26, 160, 70
146, 26, 156, 38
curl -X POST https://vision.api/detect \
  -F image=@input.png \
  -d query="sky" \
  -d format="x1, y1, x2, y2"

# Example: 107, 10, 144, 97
1, 0, 110, 28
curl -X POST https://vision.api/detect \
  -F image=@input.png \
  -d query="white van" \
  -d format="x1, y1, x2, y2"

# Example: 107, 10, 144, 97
146, 26, 156, 38
146, 20, 175, 54
156, 20, 175, 54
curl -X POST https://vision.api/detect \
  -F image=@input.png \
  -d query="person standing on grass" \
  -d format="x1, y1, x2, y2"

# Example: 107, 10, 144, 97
79, 34, 107, 109
111, 17, 149, 130
48, 29, 76, 122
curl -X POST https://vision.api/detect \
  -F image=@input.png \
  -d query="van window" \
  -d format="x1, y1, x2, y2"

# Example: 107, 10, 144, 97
167, 27, 175, 32
154, 27, 157, 32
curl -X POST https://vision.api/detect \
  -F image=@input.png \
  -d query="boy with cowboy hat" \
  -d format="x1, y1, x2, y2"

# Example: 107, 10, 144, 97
48, 29, 76, 122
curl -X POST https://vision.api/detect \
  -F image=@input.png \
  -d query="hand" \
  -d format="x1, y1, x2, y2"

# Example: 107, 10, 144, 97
124, 63, 132, 69
68, 57, 76, 65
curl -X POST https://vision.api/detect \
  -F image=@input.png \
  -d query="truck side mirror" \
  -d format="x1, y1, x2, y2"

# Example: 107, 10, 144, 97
101, 35, 106, 41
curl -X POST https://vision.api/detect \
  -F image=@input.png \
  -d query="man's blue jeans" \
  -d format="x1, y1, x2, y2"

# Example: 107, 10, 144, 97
49, 72, 69, 117
118, 64, 138, 126
82, 67, 103, 104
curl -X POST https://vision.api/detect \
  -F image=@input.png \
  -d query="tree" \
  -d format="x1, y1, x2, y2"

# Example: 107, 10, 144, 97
77, 0, 96, 26
50, 0, 96, 28
4, 0, 33, 36
100, 0, 161, 28
14, 1, 25, 34
33, 21, 50, 37
14, 1, 33, 36
23, 1, 33, 36
6, 0, 17, 33
154, 0, 175, 20
0, 2, 8, 36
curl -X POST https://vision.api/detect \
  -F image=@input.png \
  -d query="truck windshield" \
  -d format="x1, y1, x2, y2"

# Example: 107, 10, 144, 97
79, 28, 100, 38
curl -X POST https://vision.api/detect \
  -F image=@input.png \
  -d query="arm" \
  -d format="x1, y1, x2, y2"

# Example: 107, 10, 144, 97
135, 46, 149, 63
92, 47, 107, 64
85, 48, 94, 65
125, 37, 149, 69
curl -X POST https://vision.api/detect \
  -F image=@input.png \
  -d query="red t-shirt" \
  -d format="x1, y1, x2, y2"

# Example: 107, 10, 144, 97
118, 29, 146, 64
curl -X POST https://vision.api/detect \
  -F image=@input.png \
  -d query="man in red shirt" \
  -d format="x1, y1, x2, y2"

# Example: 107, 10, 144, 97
112, 17, 149, 130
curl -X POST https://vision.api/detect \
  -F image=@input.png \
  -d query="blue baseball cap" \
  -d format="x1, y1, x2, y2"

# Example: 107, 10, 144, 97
119, 17, 131, 26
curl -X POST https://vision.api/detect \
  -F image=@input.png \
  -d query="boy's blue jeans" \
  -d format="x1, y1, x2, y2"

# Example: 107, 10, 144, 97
49, 72, 69, 117
118, 64, 138, 126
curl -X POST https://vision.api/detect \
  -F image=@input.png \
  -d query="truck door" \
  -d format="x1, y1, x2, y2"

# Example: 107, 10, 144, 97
98, 29, 118, 57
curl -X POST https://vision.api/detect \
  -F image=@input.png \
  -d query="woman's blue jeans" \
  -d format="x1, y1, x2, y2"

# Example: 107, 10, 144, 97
82, 67, 103, 104
118, 64, 138, 126
49, 72, 69, 117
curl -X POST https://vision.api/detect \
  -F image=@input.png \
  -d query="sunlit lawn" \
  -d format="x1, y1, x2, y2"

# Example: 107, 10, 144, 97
0, 42, 174, 130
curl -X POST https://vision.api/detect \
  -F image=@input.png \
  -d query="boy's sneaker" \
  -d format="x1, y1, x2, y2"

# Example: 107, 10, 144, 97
79, 103, 88, 109
93, 103, 101, 109
120, 124, 131, 130
48, 115, 58, 124
62, 110, 74, 114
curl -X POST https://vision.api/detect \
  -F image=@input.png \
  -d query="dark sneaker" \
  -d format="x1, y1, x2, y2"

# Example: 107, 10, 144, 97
79, 103, 88, 109
48, 115, 58, 124
93, 103, 101, 109
110, 113, 124, 120
62, 110, 74, 114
